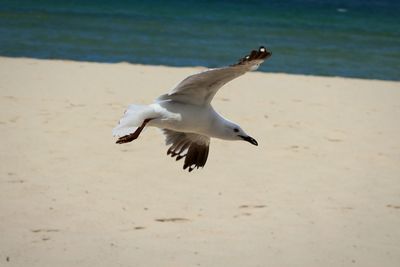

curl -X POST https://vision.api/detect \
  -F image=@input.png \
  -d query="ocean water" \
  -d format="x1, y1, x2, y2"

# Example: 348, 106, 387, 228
0, 0, 399, 80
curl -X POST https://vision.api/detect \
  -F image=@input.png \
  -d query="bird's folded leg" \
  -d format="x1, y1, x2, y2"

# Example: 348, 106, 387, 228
116, 118, 153, 144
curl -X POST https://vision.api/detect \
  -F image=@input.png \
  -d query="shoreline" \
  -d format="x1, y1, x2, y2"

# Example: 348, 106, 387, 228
1, 56, 399, 83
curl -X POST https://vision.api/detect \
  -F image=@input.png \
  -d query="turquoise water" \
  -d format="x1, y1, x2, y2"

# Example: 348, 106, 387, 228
1, 0, 399, 80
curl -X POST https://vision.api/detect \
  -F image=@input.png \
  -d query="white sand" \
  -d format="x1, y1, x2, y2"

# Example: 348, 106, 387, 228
1, 57, 400, 267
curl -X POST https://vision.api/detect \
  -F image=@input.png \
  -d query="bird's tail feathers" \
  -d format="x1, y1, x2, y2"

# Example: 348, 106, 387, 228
112, 104, 156, 137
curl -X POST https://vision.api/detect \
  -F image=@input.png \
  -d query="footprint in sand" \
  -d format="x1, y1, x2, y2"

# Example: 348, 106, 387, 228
234, 204, 267, 218
31, 229, 60, 242
326, 137, 343, 142
6, 172, 25, 184
31, 229, 60, 233
7, 179, 25, 184
239, 204, 266, 209
325, 131, 346, 143
8, 117, 19, 123
120, 226, 146, 231
155, 218, 190, 223
3, 96, 18, 101
286, 145, 310, 152
67, 102, 86, 108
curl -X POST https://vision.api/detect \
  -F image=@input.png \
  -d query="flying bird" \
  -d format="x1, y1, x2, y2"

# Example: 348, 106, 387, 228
113, 46, 272, 172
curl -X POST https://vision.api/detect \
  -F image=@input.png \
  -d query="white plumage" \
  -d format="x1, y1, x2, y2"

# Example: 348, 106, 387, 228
113, 46, 271, 172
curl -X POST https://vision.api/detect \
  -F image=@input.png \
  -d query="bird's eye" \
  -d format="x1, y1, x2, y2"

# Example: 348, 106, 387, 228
233, 128, 239, 133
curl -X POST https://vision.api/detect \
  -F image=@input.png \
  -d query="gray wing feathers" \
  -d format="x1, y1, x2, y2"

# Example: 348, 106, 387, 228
156, 67, 244, 105
157, 46, 271, 106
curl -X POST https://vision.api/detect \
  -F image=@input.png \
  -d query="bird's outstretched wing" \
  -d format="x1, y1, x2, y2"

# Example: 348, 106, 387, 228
157, 46, 271, 106
162, 129, 210, 172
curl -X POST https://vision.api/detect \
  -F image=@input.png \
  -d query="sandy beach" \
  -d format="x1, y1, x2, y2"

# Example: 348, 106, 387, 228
0, 57, 399, 267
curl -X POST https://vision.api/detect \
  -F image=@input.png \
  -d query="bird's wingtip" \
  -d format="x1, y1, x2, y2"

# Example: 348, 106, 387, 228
234, 46, 272, 66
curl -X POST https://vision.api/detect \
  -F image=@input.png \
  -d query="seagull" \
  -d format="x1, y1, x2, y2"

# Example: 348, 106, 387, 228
113, 46, 272, 172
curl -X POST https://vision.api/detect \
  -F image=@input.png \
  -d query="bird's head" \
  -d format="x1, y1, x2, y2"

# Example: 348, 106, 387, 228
225, 123, 258, 146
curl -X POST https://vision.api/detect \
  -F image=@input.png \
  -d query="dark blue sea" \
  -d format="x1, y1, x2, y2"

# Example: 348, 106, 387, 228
1, 0, 399, 80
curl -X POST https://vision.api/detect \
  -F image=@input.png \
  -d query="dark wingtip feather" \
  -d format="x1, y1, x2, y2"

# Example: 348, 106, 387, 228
170, 142, 210, 172
164, 130, 210, 173
234, 46, 272, 66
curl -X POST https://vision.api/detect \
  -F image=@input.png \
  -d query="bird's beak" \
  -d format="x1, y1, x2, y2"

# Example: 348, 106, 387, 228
239, 135, 258, 146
